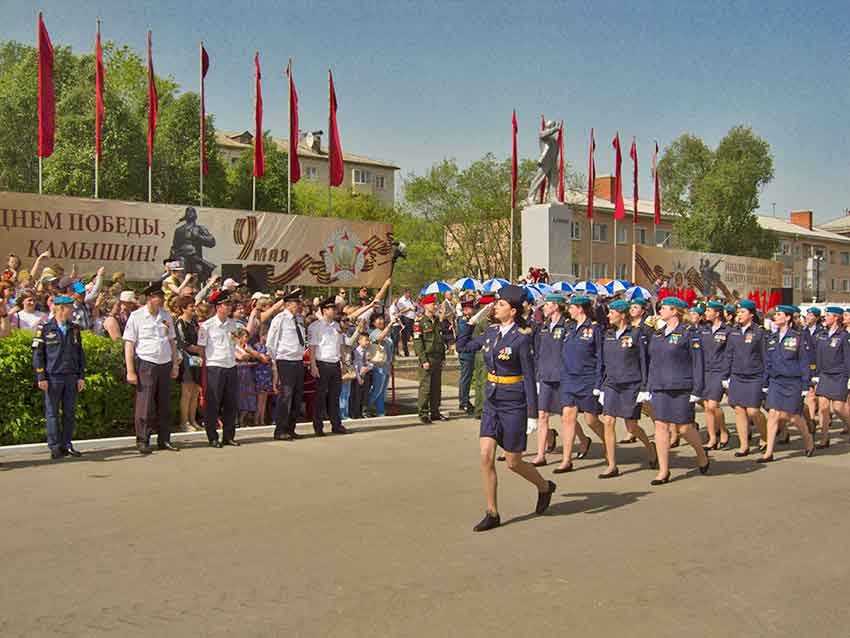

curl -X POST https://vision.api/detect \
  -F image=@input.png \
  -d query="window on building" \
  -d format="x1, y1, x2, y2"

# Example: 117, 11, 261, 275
794, 245, 801, 258
375, 175, 386, 190
783, 273, 793, 288
779, 241, 792, 256
841, 252, 850, 266
655, 229, 671, 246
305, 166, 319, 181
592, 223, 608, 242
353, 169, 371, 184
831, 278, 837, 291
843, 280, 849, 292
814, 247, 825, 258
571, 263, 581, 278
616, 263, 628, 279
591, 263, 608, 279
616, 225, 628, 244
635, 227, 648, 244
794, 276, 801, 290
230, 157, 238, 166
570, 221, 581, 240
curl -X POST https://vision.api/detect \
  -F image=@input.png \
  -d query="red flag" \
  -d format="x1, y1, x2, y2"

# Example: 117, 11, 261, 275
538, 114, 546, 204
510, 110, 518, 210
253, 53, 264, 178
146, 31, 157, 168
95, 24, 104, 162
557, 122, 565, 202
37, 13, 55, 159
612, 133, 625, 220
328, 70, 343, 187
287, 60, 300, 184
200, 44, 209, 176
586, 128, 596, 219
629, 138, 638, 223
653, 141, 661, 225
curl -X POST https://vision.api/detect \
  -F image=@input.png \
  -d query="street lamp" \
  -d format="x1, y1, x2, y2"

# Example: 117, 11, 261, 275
813, 254, 824, 303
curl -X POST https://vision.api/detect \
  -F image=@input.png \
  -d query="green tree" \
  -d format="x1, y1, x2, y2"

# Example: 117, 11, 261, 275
225, 132, 290, 212
659, 126, 777, 258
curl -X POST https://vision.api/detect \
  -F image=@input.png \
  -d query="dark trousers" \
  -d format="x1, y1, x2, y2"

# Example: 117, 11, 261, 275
350, 371, 372, 418
135, 360, 173, 444
43, 374, 78, 451
399, 316, 414, 356
458, 357, 474, 409
313, 360, 343, 432
274, 360, 304, 436
204, 365, 238, 443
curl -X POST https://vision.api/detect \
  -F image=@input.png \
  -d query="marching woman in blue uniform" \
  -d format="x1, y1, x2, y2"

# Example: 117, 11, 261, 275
646, 297, 710, 484
801, 307, 823, 432
811, 306, 850, 448
724, 300, 768, 456
759, 305, 815, 462
32, 295, 85, 460
698, 301, 732, 450
625, 297, 656, 444
529, 292, 566, 466
456, 285, 556, 532
598, 300, 657, 478
555, 295, 605, 473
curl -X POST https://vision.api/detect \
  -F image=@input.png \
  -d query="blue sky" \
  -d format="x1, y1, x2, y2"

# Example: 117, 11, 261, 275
3, 1, 849, 223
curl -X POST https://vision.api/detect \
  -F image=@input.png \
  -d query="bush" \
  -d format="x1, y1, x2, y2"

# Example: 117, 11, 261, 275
0, 330, 177, 445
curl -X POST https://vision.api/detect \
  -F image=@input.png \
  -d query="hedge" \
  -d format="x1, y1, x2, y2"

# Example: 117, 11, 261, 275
0, 330, 178, 445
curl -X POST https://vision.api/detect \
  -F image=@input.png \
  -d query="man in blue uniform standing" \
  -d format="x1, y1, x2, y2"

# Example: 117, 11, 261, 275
456, 299, 476, 415
32, 295, 85, 460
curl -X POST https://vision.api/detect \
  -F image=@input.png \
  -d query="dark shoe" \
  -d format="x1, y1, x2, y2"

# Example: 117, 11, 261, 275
496, 454, 506, 462
473, 512, 501, 532
273, 433, 290, 441
651, 473, 671, 486
433, 413, 450, 421
777, 432, 792, 446
756, 455, 774, 464
816, 440, 830, 449
734, 449, 750, 458
331, 425, 348, 435
717, 438, 731, 450
699, 458, 711, 474
419, 415, 432, 424
553, 463, 573, 474
805, 446, 815, 458
222, 439, 241, 446
465, 405, 475, 415
670, 439, 680, 449
647, 442, 659, 469
535, 480, 556, 514
157, 442, 180, 452
546, 429, 559, 453
137, 441, 153, 455
703, 442, 717, 452
289, 431, 302, 440
531, 459, 547, 467
619, 435, 638, 444
209, 440, 222, 448
64, 446, 82, 458
576, 439, 592, 459
50, 448, 64, 460
598, 467, 620, 479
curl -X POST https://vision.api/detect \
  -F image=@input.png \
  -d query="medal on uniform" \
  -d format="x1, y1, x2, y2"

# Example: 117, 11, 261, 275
498, 346, 512, 360
745, 334, 753, 344
581, 328, 593, 340
620, 336, 632, 348
553, 327, 563, 340
667, 333, 680, 344
783, 337, 797, 350
831, 337, 838, 348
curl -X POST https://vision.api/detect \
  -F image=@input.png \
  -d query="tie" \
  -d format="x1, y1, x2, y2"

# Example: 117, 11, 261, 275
295, 320, 305, 347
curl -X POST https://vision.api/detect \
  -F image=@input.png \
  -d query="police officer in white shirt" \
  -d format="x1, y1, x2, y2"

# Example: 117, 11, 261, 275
396, 288, 416, 357
267, 289, 306, 441
123, 281, 180, 454
309, 297, 347, 435
198, 289, 240, 447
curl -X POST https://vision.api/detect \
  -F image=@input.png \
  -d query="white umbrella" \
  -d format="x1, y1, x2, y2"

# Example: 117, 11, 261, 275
551, 281, 574, 293
624, 285, 652, 301
452, 277, 483, 292
419, 281, 453, 296
482, 278, 509, 293
574, 281, 607, 296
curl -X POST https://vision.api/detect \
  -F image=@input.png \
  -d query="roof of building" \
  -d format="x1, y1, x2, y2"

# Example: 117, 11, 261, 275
756, 215, 850, 244
817, 215, 850, 233
559, 188, 677, 221
215, 131, 400, 170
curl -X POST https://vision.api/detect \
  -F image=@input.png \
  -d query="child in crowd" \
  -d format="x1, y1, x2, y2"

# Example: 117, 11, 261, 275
349, 331, 374, 419
234, 327, 259, 426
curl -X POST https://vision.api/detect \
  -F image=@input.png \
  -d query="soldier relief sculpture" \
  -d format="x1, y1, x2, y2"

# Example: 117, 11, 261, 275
168, 206, 217, 281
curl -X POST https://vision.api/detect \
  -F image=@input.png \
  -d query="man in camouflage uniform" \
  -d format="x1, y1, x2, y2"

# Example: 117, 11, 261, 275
414, 294, 448, 423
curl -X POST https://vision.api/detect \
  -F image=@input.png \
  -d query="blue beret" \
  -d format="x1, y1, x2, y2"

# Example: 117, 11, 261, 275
570, 295, 591, 305
724, 304, 736, 313
545, 293, 566, 303
806, 307, 821, 316
629, 297, 647, 306
71, 281, 86, 294
738, 300, 757, 312
660, 296, 688, 309
608, 300, 629, 312
775, 305, 796, 315
689, 306, 704, 314
706, 301, 725, 310
826, 306, 844, 315
497, 285, 527, 310
791, 305, 801, 314
53, 295, 74, 305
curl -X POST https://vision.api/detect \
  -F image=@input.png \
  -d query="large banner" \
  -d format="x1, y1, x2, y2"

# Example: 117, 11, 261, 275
634, 244, 782, 300
0, 191, 394, 286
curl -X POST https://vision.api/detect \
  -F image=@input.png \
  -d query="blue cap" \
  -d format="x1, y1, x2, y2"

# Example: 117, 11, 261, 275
775, 304, 796, 315
706, 301, 725, 310
53, 295, 74, 305
544, 293, 566, 303
660, 296, 688, 309
498, 285, 528, 311
689, 306, 704, 314
629, 297, 647, 306
826, 306, 844, 315
71, 281, 86, 294
570, 295, 591, 305
608, 300, 629, 312
724, 304, 736, 313
807, 307, 821, 316
738, 300, 757, 312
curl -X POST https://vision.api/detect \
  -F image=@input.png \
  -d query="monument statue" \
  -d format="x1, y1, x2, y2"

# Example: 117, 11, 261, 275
168, 207, 217, 281
525, 120, 561, 205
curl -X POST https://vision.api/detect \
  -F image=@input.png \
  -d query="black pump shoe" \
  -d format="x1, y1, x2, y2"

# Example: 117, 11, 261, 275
535, 481, 556, 514
651, 473, 671, 486
473, 512, 501, 532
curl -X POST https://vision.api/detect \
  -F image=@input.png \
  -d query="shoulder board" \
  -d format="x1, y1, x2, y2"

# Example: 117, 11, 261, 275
591, 321, 597, 325
415, 314, 423, 320
518, 326, 533, 335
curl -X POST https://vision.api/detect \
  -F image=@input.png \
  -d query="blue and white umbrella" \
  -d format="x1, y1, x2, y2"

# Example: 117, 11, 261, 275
532, 282, 553, 295
551, 281, 574, 293
624, 285, 652, 301
482, 278, 509, 293
605, 279, 632, 295
420, 280, 452, 296
452, 277, 483, 292
522, 284, 545, 305
574, 280, 607, 296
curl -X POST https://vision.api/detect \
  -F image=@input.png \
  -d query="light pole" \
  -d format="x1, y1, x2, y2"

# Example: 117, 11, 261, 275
814, 254, 824, 303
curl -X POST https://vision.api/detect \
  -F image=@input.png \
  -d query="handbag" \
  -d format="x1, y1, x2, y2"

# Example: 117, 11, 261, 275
366, 342, 387, 366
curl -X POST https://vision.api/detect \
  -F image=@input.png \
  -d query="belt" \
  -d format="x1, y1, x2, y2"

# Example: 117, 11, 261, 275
487, 373, 523, 384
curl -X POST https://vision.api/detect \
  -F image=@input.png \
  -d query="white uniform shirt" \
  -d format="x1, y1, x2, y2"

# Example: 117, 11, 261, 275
308, 318, 343, 363
14, 309, 47, 331
123, 306, 176, 365
396, 296, 416, 320
266, 309, 305, 361
198, 315, 238, 368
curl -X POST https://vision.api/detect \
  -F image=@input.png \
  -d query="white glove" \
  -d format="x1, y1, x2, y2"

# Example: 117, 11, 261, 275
689, 394, 700, 403
526, 417, 539, 434
811, 377, 819, 386
592, 388, 601, 396
847, 378, 850, 390
636, 391, 651, 403
469, 303, 493, 326
721, 379, 730, 390
536, 382, 540, 394
762, 387, 768, 394
597, 392, 605, 405
802, 390, 809, 396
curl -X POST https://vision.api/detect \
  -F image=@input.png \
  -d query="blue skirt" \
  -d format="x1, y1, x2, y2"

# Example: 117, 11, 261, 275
650, 390, 694, 425
815, 373, 848, 402
728, 375, 764, 408
766, 379, 803, 415
561, 387, 601, 415
602, 382, 641, 419
538, 380, 561, 414
480, 397, 527, 453
703, 371, 726, 402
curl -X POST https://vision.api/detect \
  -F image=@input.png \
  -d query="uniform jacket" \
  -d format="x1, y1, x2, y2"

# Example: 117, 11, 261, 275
32, 317, 85, 382
457, 322, 538, 417
813, 326, 850, 377
560, 318, 604, 390
602, 324, 647, 388
765, 327, 810, 386
534, 315, 567, 383
646, 321, 704, 395
456, 317, 476, 362
698, 321, 732, 374
725, 323, 768, 385
801, 323, 824, 373
413, 313, 446, 363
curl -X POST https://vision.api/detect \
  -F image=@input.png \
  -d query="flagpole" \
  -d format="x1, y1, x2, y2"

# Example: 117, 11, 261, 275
509, 199, 515, 282
37, 13, 43, 195
199, 41, 204, 207
94, 18, 100, 199
252, 51, 258, 212
613, 217, 617, 280
147, 30, 152, 203
327, 68, 332, 217
287, 58, 292, 215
